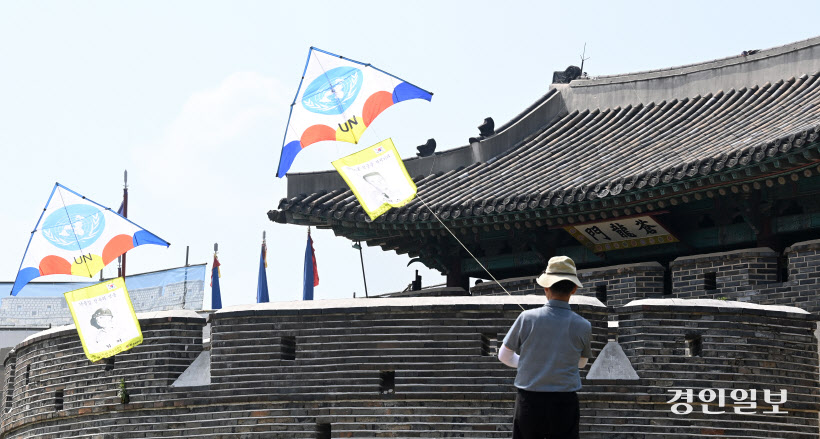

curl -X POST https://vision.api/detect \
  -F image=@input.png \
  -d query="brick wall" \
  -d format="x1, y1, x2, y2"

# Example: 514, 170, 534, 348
0, 310, 204, 432
471, 240, 820, 314
470, 275, 540, 296
470, 262, 664, 307
605, 301, 820, 438
576, 262, 665, 307
0, 297, 609, 438
0, 296, 816, 438
670, 247, 780, 300
780, 239, 820, 311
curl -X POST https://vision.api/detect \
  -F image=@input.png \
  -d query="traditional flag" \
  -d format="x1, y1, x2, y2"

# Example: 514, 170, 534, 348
11, 183, 168, 296
64, 277, 142, 362
256, 237, 269, 303
276, 47, 433, 177
211, 253, 222, 309
303, 231, 319, 300
333, 138, 417, 220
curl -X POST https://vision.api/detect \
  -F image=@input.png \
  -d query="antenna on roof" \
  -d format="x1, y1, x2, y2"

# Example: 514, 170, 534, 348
580, 43, 590, 77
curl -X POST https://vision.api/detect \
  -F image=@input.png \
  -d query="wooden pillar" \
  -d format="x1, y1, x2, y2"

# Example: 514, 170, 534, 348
755, 215, 779, 251
446, 258, 469, 290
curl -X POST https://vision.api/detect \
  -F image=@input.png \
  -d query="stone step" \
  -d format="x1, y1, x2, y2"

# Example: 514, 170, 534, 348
212, 332, 499, 346
211, 324, 516, 338
213, 341, 482, 356
329, 427, 510, 438
208, 368, 514, 383
211, 355, 505, 369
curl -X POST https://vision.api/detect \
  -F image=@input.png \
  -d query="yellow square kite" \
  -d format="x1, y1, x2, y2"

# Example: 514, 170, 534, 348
64, 277, 142, 362
332, 138, 417, 220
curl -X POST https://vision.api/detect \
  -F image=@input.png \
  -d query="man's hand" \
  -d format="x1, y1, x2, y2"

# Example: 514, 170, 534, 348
498, 344, 519, 368
578, 357, 588, 368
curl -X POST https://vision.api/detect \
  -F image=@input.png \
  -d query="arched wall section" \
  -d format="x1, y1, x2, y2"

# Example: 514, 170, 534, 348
582, 302, 820, 438
0, 298, 816, 438
0, 310, 204, 436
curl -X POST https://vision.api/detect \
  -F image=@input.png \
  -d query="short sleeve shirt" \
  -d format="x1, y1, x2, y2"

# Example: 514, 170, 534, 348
502, 299, 592, 392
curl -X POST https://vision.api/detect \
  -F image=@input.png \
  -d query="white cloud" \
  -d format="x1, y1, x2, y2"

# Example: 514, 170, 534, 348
139, 71, 286, 179
164, 72, 283, 152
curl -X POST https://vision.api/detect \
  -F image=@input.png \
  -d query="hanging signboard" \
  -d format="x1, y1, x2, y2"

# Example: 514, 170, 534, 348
64, 277, 143, 362
564, 215, 678, 253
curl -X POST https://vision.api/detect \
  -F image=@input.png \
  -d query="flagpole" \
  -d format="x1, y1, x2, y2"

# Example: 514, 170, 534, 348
111, 169, 128, 365
121, 170, 128, 278
182, 245, 189, 309
353, 241, 368, 298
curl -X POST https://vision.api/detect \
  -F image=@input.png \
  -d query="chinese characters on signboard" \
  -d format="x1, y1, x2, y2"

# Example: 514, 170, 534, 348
565, 216, 677, 252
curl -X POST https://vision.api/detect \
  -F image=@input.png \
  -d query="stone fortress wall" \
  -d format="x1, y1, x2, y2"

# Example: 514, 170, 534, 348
0, 253, 815, 439
472, 238, 820, 312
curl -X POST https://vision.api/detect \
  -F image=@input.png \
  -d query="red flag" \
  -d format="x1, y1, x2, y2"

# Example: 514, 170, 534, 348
310, 235, 319, 287
211, 254, 221, 287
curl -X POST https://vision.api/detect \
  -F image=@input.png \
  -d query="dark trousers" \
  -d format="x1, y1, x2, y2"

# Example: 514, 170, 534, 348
513, 388, 579, 439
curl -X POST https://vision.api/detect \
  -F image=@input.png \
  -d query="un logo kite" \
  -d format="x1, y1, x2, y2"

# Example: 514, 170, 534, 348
10, 183, 169, 296
276, 47, 433, 177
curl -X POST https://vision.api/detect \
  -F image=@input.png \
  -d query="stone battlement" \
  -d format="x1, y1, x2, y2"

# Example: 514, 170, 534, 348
0, 294, 816, 438
471, 238, 820, 314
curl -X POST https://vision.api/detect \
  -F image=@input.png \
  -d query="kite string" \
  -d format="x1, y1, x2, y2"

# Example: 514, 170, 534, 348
308, 56, 517, 309
338, 108, 519, 309
416, 195, 524, 311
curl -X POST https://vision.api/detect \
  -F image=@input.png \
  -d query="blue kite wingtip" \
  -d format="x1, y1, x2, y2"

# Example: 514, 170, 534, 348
11, 267, 40, 296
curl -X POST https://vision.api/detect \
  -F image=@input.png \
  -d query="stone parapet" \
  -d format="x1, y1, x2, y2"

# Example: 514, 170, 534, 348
577, 262, 665, 307
0, 310, 204, 431
470, 262, 665, 307
608, 299, 819, 437
0, 296, 816, 438
670, 247, 780, 297
468, 239, 820, 314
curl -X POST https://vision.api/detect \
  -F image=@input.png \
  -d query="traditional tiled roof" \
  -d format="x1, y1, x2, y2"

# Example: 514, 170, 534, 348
273, 73, 820, 227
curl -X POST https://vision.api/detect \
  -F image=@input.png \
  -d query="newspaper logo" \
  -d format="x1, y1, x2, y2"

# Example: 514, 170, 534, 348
668, 388, 787, 415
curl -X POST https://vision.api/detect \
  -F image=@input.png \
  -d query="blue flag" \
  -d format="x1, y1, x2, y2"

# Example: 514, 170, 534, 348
211, 254, 222, 309
303, 232, 319, 300
257, 240, 269, 303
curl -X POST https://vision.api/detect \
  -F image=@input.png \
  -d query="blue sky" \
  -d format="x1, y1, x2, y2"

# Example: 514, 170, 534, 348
2, 1, 820, 307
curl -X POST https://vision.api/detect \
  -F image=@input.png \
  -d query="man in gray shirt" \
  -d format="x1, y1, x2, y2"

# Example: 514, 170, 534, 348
499, 256, 592, 439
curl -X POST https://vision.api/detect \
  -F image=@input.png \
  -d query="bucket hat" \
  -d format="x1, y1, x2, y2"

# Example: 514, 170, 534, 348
536, 256, 583, 288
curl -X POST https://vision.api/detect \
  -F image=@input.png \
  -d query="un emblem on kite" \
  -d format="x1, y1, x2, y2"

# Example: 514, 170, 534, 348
41, 204, 105, 250
301, 66, 363, 115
